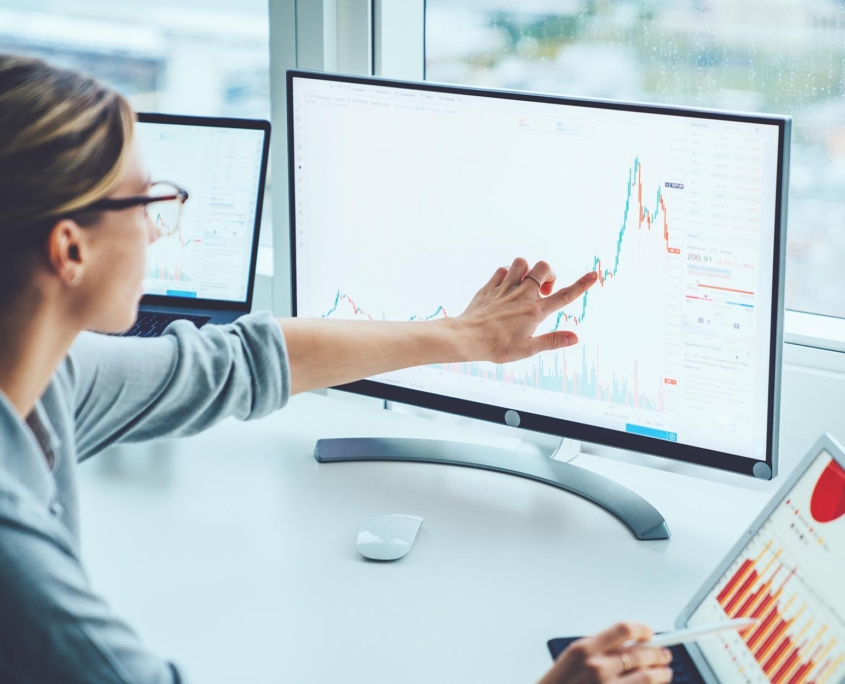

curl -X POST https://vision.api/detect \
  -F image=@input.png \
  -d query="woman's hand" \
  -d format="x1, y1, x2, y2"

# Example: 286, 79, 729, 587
454, 258, 598, 364
538, 622, 673, 684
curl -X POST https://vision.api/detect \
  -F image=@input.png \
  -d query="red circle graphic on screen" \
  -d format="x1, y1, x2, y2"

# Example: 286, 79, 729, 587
810, 459, 845, 523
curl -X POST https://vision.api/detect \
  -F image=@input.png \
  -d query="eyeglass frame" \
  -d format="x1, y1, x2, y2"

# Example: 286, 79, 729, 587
77, 181, 189, 236
8, 181, 190, 251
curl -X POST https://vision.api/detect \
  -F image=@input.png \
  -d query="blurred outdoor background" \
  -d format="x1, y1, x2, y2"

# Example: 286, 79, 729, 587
0, 0, 275, 255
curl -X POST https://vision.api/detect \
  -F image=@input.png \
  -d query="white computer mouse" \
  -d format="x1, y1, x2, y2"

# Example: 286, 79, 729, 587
356, 514, 424, 561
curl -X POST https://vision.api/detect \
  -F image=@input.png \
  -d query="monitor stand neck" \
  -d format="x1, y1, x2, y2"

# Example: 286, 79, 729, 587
315, 433, 670, 541
517, 432, 583, 463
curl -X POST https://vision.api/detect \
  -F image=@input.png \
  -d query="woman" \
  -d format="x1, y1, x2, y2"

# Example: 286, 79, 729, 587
0, 55, 672, 684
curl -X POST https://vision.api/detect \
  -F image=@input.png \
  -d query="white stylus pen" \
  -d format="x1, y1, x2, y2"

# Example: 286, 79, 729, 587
642, 618, 759, 648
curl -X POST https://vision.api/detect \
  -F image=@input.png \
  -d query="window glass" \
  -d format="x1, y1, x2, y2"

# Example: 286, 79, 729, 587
426, 0, 845, 318
0, 0, 273, 248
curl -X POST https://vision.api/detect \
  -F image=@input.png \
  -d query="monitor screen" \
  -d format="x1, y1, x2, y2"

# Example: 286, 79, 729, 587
136, 120, 265, 303
288, 72, 787, 474
687, 450, 845, 683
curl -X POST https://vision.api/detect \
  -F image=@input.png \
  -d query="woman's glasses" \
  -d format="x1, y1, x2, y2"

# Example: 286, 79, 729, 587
82, 181, 189, 237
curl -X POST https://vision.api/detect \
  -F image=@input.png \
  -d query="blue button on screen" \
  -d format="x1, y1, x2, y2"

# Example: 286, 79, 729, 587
625, 424, 676, 442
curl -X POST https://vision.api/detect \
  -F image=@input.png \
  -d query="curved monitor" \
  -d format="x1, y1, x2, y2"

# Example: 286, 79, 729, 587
287, 70, 790, 478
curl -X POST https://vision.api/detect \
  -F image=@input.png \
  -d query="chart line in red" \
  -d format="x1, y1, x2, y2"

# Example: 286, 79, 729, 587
699, 283, 755, 295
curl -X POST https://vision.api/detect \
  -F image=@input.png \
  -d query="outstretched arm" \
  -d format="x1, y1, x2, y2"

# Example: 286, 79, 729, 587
281, 258, 597, 395
68, 258, 593, 457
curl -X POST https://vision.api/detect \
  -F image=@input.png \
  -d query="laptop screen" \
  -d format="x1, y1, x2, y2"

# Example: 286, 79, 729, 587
687, 449, 845, 683
135, 121, 265, 303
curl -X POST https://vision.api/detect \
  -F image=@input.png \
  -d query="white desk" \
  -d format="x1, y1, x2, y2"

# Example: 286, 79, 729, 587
77, 393, 809, 684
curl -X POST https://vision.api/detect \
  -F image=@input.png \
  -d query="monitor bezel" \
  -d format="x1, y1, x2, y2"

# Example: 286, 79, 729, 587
286, 69, 790, 478
674, 433, 845, 683
137, 112, 271, 313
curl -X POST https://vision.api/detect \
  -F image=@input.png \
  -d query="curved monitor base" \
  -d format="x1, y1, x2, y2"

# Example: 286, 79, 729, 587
314, 437, 670, 541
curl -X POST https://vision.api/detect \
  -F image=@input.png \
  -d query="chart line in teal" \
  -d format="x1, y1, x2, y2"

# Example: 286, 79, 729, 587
551, 156, 678, 332
321, 291, 451, 322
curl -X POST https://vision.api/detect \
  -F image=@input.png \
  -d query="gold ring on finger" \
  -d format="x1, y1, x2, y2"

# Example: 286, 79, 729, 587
524, 274, 543, 289
619, 652, 635, 673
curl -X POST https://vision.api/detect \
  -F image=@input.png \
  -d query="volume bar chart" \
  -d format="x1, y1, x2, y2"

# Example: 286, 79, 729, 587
148, 261, 189, 282
440, 346, 665, 411
716, 542, 844, 684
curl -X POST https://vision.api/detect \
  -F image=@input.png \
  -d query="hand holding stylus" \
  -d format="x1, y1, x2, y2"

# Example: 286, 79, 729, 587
538, 622, 673, 684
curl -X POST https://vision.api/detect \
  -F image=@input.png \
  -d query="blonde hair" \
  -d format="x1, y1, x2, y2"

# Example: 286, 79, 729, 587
0, 54, 135, 299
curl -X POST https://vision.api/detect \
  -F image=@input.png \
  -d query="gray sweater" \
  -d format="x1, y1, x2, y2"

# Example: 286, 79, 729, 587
0, 313, 290, 683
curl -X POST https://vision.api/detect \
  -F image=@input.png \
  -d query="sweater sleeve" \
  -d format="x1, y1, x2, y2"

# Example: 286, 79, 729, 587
67, 312, 290, 461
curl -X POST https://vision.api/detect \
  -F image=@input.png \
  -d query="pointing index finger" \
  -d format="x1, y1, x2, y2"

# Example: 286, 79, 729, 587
542, 271, 598, 316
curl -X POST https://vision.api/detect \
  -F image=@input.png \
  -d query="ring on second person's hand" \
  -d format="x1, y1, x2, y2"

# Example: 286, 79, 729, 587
619, 652, 635, 674
524, 274, 543, 289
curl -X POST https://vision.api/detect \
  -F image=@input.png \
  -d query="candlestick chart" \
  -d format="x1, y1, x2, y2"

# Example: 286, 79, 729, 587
322, 156, 679, 414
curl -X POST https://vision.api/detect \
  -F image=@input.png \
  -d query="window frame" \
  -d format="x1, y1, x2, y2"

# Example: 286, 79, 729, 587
268, 0, 372, 317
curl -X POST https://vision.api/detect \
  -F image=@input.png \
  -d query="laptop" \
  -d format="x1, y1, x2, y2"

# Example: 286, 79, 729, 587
122, 113, 271, 337
549, 433, 845, 684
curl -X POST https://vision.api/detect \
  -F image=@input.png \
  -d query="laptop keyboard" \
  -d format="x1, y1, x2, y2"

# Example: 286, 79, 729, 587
120, 311, 211, 338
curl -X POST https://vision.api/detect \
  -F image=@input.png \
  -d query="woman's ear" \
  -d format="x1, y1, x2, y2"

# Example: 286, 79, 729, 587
47, 219, 87, 288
